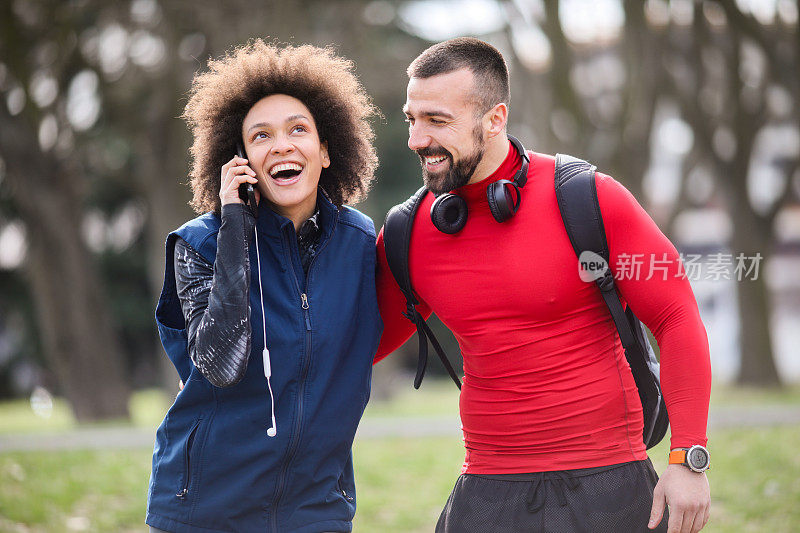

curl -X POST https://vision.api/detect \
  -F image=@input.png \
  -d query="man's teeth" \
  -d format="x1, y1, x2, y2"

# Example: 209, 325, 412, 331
425, 156, 447, 165
269, 162, 304, 177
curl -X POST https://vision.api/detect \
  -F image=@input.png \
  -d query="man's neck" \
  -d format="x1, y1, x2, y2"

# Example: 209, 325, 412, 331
467, 133, 510, 185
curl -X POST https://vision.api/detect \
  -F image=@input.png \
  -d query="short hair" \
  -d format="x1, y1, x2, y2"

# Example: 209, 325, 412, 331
182, 39, 379, 214
406, 37, 510, 114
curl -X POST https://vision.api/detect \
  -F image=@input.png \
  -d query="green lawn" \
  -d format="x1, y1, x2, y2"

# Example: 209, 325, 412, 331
1, 383, 798, 532
0, 389, 171, 435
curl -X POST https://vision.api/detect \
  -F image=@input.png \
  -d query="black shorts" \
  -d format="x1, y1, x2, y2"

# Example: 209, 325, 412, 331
436, 459, 667, 533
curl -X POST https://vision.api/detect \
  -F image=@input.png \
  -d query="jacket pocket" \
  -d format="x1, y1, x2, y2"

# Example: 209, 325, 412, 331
333, 475, 357, 524
175, 418, 201, 500
336, 478, 355, 504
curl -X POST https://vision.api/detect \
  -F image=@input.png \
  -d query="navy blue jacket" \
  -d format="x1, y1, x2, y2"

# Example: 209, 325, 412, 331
147, 192, 382, 532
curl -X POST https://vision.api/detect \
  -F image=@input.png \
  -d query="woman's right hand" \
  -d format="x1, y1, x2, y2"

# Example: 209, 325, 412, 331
220, 155, 259, 206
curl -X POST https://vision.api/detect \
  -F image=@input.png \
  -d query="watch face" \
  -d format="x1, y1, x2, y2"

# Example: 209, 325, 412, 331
688, 447, 709, 470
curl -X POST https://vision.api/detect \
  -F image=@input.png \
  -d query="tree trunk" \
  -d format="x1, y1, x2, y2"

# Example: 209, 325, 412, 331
23, 196, 133, 420
0, 110, 131, 421
735, 264, 780, 386
729, 190, 781, 386
612, 0, 661, 203
662, 6, 784, 387
129, 35, 195, 390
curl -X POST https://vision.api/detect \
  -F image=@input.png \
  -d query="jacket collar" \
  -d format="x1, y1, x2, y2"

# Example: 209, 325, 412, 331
254, 187, 338, 241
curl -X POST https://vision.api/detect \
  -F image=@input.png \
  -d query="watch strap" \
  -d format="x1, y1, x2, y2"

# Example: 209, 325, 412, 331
668, 449, 688, 465
669, 446, 710, 472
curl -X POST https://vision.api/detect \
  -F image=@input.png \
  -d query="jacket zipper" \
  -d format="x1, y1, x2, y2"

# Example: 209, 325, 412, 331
176, 419, 201, 499
270, 214, 337, 532
270, 291, 312, 530
270, 301, 312, 532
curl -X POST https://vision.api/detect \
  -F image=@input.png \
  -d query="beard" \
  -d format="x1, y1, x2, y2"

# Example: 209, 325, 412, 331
418, 124, 485, 195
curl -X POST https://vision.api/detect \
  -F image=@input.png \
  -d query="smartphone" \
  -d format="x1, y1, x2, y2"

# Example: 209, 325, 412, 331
236, 142, 258, 217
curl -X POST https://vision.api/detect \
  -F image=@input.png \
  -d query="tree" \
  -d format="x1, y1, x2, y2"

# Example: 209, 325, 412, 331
506, 0, 796, 386
0, 0, 430, 414
660, 0, 798, 385
0, 1, 130, 420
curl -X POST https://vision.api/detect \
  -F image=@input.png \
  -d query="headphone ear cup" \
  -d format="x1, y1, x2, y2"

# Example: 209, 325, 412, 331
486, 180, 515, 223
430, 193, 468, 234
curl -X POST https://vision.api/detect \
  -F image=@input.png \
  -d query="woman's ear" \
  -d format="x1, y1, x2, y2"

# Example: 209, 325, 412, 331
321, 141, 330, 168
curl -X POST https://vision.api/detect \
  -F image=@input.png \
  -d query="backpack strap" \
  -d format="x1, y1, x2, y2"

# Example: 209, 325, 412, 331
555, 154, 668, 448
554, 154, 638, 352
383, 186, 462, 389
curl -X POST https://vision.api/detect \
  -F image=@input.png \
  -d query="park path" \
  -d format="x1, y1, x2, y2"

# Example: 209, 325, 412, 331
1, 405, 798, 453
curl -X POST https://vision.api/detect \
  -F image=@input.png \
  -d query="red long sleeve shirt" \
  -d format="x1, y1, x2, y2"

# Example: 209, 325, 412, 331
375, 143, 711, 474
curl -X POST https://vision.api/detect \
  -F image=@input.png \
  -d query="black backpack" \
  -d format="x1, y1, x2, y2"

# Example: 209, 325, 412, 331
382, 153, 669, 449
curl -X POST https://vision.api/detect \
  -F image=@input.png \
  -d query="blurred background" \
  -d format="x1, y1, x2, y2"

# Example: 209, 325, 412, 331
0, 0, 798, 531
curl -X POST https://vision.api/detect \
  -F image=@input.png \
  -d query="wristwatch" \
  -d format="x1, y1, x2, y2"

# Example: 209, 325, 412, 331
669, 445, 711, 473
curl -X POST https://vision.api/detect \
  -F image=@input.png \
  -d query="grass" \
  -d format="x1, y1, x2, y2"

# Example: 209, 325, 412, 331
0, 382, 798, 532
0, 449, 150, 533
709, 384, 800, 407
0, 396, 75, 435
0, 389, 171, 436
5, 381, 797, 435
352, 436, 463, 532
361, 379, 460, 418
701, 425, 800, 533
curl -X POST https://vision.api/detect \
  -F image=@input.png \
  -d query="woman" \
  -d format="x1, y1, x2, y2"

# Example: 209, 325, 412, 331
147, 40, 382, 533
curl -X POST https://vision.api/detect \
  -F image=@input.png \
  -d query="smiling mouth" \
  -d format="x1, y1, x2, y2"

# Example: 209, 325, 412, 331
421, 154, 449, 170
269, 162, 304, 182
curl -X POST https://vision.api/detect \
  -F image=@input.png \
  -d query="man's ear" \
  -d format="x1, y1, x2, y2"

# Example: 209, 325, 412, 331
321, 141, 330, 168
484, 103, 508, 139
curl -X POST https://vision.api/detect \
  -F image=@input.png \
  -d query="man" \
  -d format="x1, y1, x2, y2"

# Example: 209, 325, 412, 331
375, 38, 712, 533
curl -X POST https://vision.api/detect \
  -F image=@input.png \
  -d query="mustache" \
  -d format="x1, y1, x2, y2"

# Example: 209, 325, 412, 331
416, 146, 452, 160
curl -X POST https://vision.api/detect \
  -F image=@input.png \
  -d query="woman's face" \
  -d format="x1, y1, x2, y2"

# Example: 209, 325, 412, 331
241, 94, 329, 223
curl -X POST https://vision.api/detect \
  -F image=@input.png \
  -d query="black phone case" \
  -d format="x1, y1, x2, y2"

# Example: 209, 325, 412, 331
236, 142, 258, 217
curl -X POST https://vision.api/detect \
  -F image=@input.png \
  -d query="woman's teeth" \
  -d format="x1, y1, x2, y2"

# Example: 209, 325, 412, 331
269, 162, 304, 179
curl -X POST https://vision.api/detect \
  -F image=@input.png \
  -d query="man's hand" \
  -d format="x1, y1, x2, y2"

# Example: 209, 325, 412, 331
649, 464, 710, 532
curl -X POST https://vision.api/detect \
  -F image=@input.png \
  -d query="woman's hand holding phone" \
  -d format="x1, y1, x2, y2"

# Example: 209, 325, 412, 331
220, 155, 259, 209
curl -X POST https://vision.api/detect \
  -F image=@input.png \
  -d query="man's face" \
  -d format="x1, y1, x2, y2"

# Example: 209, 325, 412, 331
404, 68, 486, 195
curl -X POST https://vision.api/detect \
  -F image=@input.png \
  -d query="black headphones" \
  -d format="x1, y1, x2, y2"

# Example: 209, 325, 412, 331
430, 135, 529, 234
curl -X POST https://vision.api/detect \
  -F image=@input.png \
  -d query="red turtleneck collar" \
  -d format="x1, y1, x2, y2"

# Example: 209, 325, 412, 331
453, 141, 521, 203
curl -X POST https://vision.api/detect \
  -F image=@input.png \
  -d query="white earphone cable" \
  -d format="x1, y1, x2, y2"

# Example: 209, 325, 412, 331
253, 225, 277, 437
